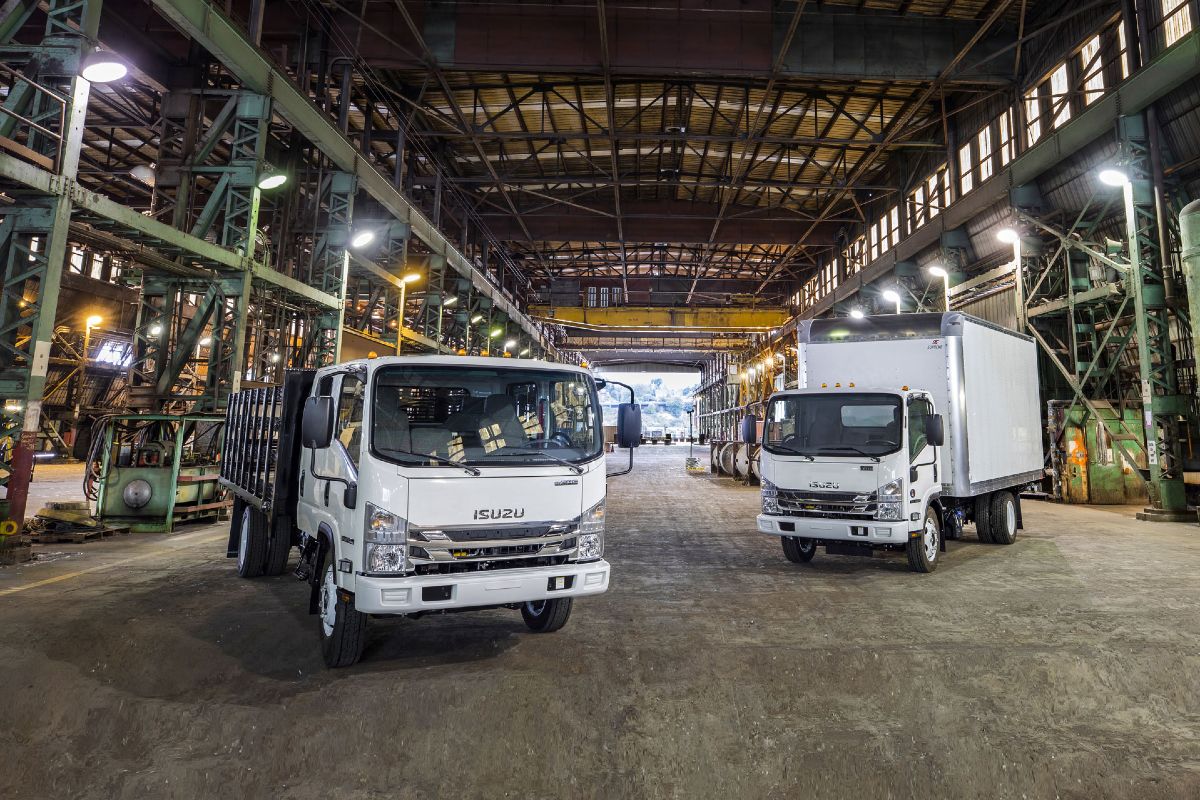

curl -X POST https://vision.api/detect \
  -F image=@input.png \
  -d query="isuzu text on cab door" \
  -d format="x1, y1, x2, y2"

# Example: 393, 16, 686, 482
746, 312, 1043, 572
220, 356, 641, 666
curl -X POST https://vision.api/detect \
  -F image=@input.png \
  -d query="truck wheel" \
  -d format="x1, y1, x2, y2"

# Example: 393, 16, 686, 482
974, 495, 995, 544
521, 598, 573, 632
264, 518, 293, 576
988, 491, 1019, 545
781, 536, 817, 563
236, 504, 269, 578
906, 506, 941, 573
318, 561, 367, 668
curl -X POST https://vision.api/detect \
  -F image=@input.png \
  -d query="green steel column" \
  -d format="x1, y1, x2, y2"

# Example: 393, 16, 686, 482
1120, 114, 1188, 514
310, 171, 355, 366
1, 0, 100, 527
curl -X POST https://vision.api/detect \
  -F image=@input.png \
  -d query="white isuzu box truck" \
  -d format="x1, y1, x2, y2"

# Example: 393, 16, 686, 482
748, 312, 1043, 572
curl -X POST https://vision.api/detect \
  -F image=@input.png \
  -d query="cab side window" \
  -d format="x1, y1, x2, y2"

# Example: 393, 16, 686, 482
336, 375, 365, 470
908, 398, 933, 458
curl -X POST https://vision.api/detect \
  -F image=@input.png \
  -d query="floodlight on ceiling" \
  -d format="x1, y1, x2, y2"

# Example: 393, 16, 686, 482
81, 49, 128, 83
1098, 168, 1130, 187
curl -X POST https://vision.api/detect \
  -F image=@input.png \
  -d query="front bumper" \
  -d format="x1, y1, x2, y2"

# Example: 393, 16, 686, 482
757, 514, 911, 544
351, 559, 611, 614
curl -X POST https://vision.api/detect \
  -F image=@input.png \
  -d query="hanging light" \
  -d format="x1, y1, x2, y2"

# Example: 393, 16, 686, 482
470, 314, 483, 324
402, 272, 422, 284
927, 265, 948, 278
1098, 168, 1130, 187
129, 164, 156, 185
350, 230, 376, 248
519, 348, 530, 356
443, 296, 458, 307
80, 49, 128, 83
489, 327, 503, 338
996, 227, 1020, 244
882, 289, 900, 303
849, 308, 865, 319
257, 170, 288, 190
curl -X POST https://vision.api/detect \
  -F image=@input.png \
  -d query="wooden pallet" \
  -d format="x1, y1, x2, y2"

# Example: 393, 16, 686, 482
30, 525, 131, 544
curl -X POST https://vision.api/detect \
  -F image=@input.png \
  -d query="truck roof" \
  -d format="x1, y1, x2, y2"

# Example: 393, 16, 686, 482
797, 311, 1033, 344
769, 385, 923, 398
333, 354, 591, 374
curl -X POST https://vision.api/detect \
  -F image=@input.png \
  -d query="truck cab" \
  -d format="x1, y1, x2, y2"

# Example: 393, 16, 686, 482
753, 386, 947, 571
223, 355, 638, 667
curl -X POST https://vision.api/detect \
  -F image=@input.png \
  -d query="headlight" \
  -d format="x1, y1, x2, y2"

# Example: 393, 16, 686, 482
577, 499, 605, 561
761, 478, 781, 515
875, 479, 903, 521
364, 503, 408, 574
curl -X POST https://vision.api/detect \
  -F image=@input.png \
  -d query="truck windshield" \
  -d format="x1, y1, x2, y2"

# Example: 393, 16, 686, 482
763, 393, 903, 458
370, 365, 603, 468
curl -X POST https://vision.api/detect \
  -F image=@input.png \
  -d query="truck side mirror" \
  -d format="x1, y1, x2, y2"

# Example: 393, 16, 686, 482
928, 414, 945, 447
301, 396, 335, 449
740, 414, 758, 445
616, 403, 642, 448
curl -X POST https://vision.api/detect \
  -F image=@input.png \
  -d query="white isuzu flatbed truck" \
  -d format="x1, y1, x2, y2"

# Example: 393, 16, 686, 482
219, 355, 641, 666
748, 312, 1043, 572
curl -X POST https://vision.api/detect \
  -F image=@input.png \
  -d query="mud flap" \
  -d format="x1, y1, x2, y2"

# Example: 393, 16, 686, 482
306, 533, 329, 615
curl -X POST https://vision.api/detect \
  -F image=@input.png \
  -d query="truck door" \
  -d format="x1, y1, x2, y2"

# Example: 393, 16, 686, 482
299, 373, 364, 550
907, 396, 939, 516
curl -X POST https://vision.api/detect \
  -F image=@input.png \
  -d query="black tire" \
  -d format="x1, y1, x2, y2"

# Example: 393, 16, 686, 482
906, 506, 941, 573
235, 504, 269, 578
988, 491, 1019, 545
264, 516, 293, 576
317, 556, 368, 668
521, 598, 573, 632
974, 494, 994, 544
781, 536, 817, 563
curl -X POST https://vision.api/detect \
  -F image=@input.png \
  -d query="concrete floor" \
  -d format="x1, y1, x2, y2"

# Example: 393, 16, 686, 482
2, 448, 1199, 799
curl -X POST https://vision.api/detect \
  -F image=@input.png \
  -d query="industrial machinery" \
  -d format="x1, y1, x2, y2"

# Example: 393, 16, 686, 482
85, 414, 228, 532
219, 356, 641, 667
749, 312, 1044, 573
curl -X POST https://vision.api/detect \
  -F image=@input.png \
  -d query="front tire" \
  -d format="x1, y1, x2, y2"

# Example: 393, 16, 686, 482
235, 504, 268, 578
318, 561, 368, 668
906, 506, 941, 573
781, 536, 817, 563
521, 598, 573, 632
988, 491, 1019, 545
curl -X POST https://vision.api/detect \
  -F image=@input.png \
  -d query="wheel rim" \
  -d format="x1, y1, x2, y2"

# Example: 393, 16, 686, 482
237, 508, 250, 571
799, 541, 815, 554
924, 517, 939, 562
525, 600, 546, 617
320, 565, 337, 637
1005, 499, 1017, 535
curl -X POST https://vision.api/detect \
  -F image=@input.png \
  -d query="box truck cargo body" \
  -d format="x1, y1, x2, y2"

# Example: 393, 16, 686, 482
752, 313, 1044, 572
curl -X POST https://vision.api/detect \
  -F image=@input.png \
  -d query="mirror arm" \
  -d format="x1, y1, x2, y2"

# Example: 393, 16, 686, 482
607, 447, 634, 478
307, 447, 359, 507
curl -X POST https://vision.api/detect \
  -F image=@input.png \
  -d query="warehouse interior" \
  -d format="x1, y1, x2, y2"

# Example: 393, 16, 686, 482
3, 0, 1200, 796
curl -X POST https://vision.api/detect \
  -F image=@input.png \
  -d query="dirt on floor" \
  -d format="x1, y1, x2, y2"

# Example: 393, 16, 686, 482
1, 448, 1199, 799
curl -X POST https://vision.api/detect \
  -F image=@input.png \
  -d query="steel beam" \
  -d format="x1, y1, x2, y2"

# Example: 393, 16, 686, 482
147, 0, 555, 357
528, 305, 788, 331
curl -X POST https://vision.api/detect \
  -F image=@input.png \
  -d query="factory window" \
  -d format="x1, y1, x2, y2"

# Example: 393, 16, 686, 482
586, 286, 597, 307
1025, 87, 1043, 146
1164, 0, 1192, 46
1117, 24, 1132, 78
998, 110, 1014, 165
958, 142, 974, 195
907, 185, 926, 233
1080, 35, 1105, 104
889, 206, 900, 246
1050, 63, 1072, 128
977, 126, 994, 181
870, 221, 881, 261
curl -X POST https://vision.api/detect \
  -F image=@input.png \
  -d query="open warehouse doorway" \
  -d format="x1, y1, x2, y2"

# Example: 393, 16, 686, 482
595, 363, 700, 446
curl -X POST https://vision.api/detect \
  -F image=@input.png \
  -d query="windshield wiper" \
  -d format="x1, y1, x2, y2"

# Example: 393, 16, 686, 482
815, 446, 881, 463
377, 447, 480, 476
770, 444, 815, 461
481, 449, 584, 474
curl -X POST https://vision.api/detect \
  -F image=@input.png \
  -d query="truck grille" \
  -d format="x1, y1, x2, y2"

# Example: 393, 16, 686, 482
776, 490, 877, 520
408, 520, 579, 572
